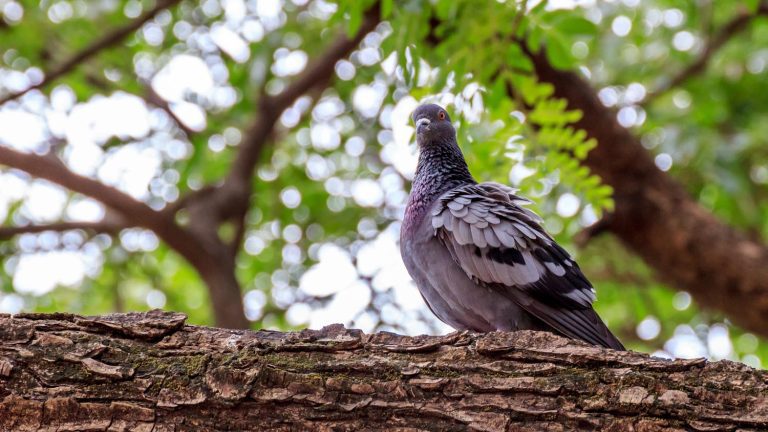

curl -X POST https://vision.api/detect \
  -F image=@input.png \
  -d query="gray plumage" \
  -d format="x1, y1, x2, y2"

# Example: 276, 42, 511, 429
401, 104, 624, 350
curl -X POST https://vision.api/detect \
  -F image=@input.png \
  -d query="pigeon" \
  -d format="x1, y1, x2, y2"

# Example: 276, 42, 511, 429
400, 103, 624, 350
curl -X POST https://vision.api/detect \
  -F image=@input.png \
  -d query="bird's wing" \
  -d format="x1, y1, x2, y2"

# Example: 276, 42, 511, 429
431, 182, 624, 350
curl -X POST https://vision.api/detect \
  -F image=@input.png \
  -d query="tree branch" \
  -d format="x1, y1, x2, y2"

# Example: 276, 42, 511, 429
0, 5, 381, 331
1, 311, 766, 431
178, 9, 381, 328
0, 144, 249, 329
214, 7, 382, 221
530, 51, 768, 339
144, 84, 197, 137
0, 146, 161, 224
0, 0, 182, 105
643, 3, 768, 105
573, 216, 612, 249
0, 220, 124, 240
169, 7, 381, 328
179, 5, 381, 255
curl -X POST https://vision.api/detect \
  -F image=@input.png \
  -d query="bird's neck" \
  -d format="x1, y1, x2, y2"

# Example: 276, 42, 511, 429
405, 138, 475, 230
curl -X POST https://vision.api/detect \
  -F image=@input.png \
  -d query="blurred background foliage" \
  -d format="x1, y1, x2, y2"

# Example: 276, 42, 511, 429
1, 0, 767, 366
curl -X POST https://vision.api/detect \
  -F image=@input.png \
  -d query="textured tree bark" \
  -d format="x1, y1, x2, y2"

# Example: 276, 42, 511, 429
530, 54, 768, 339
0, 311, 766, 431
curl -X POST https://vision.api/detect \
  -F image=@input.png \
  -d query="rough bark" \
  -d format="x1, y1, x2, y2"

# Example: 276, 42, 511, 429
0, 311, 765, 431
530, 54, 768, 339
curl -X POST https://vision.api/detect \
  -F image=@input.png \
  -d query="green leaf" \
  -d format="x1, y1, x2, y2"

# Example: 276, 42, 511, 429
507, 43, 533, 73
559, 16, 597, 36
381, 0, 394, 18
346, 1, 363, 37
545, 11, 597, 36
545, 32, 576, 70
527, 26, 544, 54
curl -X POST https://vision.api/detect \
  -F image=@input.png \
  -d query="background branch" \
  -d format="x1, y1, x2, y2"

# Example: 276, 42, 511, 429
182, 5, 381, 235
531, 50, 768, 339
0, 5, 382, 330
178, 6, 382, 327
144, 85, 197, 138
0, 0, 183, 105
0, 145, 161, 225
643, 3, 768, 105
0, 144, 248, 328
214, 7, 382, 221
0, 220, 125, 240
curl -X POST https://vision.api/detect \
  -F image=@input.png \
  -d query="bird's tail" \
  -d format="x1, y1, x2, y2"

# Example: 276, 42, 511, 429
596, 317, 625, 351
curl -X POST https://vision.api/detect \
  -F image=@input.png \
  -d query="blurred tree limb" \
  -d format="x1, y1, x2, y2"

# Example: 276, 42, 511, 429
0, 0, 184, 106
530, 51, 768, 339
0, 144, 246, 327
1, 310, 766, 431
144, 85, 197, 138
643, 2, 768, 105
183, 9, 381, 249
0, 221, 124, 240
0, 146, 162, 224
0, 4, 382, 329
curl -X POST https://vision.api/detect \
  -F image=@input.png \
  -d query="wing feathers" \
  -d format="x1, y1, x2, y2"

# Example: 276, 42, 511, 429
483, 228, 501, 248
471, 225, 487, 248
431, 182, 623, 350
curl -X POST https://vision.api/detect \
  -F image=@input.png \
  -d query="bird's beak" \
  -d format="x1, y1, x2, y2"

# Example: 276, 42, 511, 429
416, 118, 431, 134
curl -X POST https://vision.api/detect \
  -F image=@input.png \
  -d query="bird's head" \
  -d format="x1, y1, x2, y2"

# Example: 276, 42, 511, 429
412, 104, 455, 146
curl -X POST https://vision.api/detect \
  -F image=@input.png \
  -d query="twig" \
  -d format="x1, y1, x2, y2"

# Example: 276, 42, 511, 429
0, 220, 124, 240
574, 216, 613, 249
144, 85, 197, 137
0, 0, 182, 105
510, 0, 529, 39
643, 3, 768, 105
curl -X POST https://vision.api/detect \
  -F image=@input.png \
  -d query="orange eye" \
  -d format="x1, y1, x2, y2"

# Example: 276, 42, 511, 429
438, 111, 446, 120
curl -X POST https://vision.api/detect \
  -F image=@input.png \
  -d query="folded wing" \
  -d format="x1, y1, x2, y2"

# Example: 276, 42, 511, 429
431, 182, 624, 350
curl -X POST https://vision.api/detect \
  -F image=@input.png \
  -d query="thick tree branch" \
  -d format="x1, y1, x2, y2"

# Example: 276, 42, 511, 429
643, 3, 768, 105
0, 146, 161, 224
1, 311, 765, 431
0, 145, 248, 328
0, 6, 381, 331
0, 0, 182, 105
531, 52, 768, 339
178, 11, 380, 329
0, 220, 124, 240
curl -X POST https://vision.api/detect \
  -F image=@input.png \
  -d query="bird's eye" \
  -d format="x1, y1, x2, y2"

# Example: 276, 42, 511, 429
438, 111, 446, 120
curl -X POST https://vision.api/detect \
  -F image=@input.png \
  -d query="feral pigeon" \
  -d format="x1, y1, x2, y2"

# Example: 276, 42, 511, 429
400, 104, 624, 350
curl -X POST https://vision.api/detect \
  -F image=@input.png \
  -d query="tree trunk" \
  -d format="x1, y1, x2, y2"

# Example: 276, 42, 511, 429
0, 311, 765, 432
